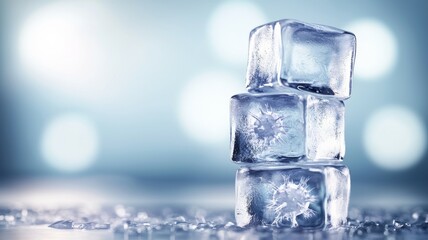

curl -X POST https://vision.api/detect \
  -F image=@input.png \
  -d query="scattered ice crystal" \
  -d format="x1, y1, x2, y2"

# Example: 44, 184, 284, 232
0, 206, 427, 238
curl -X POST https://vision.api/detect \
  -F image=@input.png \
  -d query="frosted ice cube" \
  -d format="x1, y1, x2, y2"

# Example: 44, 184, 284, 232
246, 19, 356, 99
235, 164, 350, 229
230, 93, 345, 163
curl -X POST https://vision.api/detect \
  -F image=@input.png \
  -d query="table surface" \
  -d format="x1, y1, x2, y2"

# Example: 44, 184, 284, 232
1, 205, 428, 240
0, 176, 427, 239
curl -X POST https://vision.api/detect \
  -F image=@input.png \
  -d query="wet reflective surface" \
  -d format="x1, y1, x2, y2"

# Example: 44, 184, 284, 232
1, 205, 428, 239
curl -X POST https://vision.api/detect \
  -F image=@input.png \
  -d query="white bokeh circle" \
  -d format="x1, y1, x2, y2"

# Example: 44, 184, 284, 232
18, 2, 106, 92
17, 1, 144, 104
364, 106, 426, 170
41, 113, 99, 172
208, 1, 267, 65
178, 71, 242, 144
346, 19, 398, 80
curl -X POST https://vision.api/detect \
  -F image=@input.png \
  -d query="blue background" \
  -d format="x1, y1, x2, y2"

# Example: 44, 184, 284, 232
0, 0, 427, 207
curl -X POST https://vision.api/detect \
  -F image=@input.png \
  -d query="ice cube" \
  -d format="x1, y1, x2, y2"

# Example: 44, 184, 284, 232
235, 164, 350, 229
230, 93, 344, 163
306, 95, 345, 160
246, 19, 356, 99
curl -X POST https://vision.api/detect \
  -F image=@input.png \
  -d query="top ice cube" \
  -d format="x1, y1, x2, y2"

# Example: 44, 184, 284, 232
246, 19, 356, 99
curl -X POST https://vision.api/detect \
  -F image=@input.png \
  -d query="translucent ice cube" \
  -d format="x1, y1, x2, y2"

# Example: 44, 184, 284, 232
230, 93, 345, 163
235, 164, 350, 229
246, 19, 356, 99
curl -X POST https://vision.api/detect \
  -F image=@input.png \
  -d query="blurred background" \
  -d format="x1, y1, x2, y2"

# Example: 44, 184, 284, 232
0, 0, 427, 208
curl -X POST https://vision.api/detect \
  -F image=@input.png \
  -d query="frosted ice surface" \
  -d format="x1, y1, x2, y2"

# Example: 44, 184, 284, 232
230, 93, 345, 163
235, 164, 350, 229
246, 19, 356, 99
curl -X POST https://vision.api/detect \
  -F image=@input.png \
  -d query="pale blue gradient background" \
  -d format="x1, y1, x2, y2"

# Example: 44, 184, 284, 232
0, 0, 427, 206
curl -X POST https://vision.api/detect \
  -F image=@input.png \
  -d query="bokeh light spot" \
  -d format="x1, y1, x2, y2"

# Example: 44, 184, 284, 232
364, 106, 426, 171
41, 113, 99, 172
346, 19, 397, 80
18, 2, 105, 89
178, 72, 242, 144
17, 1, 143, 105
208, 1, 267, 65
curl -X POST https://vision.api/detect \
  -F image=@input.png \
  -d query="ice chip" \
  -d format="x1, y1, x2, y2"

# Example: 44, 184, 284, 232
230, 93, 345, 163
235, 164, 350, 229
49, 220, 73, 229
246, 19, 356, 99
48, 220, 110, 230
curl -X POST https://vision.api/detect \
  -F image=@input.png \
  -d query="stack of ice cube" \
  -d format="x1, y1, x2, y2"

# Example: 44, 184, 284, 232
230, 19, 356, 229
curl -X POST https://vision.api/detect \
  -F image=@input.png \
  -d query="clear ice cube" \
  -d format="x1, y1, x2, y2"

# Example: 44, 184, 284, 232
246, 19, 356, 99
230, 93, 345, 163
235, 164, 350, 229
